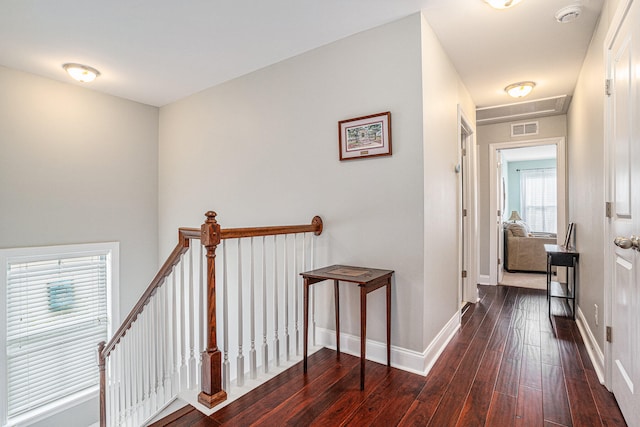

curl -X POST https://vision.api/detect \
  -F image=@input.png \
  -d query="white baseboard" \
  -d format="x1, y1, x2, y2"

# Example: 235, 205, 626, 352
576, 305, 605, 383
478, 274, 491, 285
315, 311, 460, 377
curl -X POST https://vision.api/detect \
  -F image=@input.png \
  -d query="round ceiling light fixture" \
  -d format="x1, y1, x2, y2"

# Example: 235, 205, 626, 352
484, 0, 523, 10
505, 81, 536, 98
555, 5, 582, 23
62, 63, 101, 83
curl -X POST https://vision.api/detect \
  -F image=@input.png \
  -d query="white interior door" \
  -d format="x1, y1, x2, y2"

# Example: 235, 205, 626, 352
608, 1, 640, 424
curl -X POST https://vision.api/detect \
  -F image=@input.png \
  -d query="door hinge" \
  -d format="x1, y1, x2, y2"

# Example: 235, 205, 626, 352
606, 202, 613, 218
461, 270, 467, 278
462, 148, 467, 156
463, 208, 468, 217
498, 258, 502, 265
497, 210, 501, 217
606, 79, 612, 97
606, 326, 612, 343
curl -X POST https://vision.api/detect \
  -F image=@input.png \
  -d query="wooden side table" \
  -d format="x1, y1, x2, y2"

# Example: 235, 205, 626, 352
300, 265, 394, 390
544, 244, 579, 319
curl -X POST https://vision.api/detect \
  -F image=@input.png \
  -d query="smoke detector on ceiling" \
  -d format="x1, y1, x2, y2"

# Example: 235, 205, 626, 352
555, 5, 582, 23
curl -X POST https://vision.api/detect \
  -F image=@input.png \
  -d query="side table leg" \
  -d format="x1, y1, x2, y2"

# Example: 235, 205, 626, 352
386, 280, 391, 367
572, 259, 577, 320
547, 254, 552, 319
360, 287, 367, 390
303, 278, 309, 373
334, 279, 340, 356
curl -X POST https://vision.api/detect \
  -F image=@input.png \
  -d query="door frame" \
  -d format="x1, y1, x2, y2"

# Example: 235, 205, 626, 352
458, 105, 479, 304
488, 137, 566, 285
603, 0, 635, 390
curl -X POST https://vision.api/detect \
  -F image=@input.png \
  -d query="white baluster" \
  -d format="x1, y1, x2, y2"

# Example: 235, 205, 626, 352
237, 239, 245, 386
249, 237, 257, 379
127, 330, 136, 426
132, 318, 141, 425
123, 337, 131, 426
301, 233, 306, 354
169, 271, 177, 396
311, 234, 316, 346
122, 342, 129, 425
163, 277, 173, 400
118, 346, 125, 426
262, 236, 269, 373
273, 235, 280, 367
116, 349, 122, 425
141, 309, 153, 418
222, 240, 231, 391
284, 234, 290, 361
107, 356, 114, 427
293, 234, 298, 356
180, 256, 189, 390
128, 332, 137, 426
127, 336, 134, 425
188, 247, 197, 388
156, 287, 165, 407
137, 315, 145, 422
151, 295, 159, 412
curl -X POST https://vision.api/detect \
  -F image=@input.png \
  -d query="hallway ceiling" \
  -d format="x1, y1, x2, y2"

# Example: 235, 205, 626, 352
0, 0, 604, 108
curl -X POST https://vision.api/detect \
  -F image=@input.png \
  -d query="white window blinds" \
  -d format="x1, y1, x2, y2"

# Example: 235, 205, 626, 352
520, 167, 557, 233
1, 244, 115, 424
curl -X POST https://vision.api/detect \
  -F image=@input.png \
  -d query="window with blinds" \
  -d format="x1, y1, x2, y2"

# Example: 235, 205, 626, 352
0, 242, 118, 425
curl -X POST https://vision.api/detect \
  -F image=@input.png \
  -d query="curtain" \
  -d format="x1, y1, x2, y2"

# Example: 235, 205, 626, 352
520, 167, 557, 233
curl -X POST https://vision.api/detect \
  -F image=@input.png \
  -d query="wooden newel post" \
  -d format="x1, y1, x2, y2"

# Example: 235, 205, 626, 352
198, 211, 228, 408
98, 341, 106, 427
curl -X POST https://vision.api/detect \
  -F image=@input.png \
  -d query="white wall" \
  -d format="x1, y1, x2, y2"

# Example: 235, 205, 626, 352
159, 13, 474, 355
476, 115, 567, 276
0, 66, 159, 426
420, 14, 476, 346
567, 1, 619, 352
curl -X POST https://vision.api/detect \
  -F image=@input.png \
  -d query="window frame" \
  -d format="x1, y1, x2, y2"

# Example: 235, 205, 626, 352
0, 242, 119, 427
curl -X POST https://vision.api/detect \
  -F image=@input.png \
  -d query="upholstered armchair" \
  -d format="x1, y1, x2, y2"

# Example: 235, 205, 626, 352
504, 223, 556, 273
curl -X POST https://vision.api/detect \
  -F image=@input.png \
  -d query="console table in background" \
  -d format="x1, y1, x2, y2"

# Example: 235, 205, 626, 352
544, 244, 579, 320
300, 265, 394, 390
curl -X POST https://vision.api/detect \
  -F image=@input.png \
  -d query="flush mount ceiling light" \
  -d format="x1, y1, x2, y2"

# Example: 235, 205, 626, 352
484, 0, 523, 9
555, 5, 582, 23
62, 63, 100, 83
505, 81, 536, 98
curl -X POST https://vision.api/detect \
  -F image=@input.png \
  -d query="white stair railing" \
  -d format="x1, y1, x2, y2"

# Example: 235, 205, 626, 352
98, 229, 205, 426
216, 231, 319, 391
98, 214, 323, 427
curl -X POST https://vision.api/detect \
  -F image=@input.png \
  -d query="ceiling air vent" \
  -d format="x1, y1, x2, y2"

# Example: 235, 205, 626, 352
511, 121, 539, 137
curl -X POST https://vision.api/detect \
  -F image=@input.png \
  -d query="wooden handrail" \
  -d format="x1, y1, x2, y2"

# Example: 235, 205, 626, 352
221, 215, 323, 238
178, 215, 324, 241
100, 228, 195, 358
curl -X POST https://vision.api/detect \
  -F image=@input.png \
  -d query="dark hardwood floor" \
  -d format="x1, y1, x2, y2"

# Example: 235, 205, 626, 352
151, 285, 627, 426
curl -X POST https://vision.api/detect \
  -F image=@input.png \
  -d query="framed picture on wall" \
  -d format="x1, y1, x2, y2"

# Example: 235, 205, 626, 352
338, 111, 392, 160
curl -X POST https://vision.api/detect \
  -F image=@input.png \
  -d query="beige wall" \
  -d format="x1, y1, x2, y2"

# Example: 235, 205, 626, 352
159, 13, 475, 354
420, 14, 476, 345
476, 115, 567, 277
0, 66, 159, 426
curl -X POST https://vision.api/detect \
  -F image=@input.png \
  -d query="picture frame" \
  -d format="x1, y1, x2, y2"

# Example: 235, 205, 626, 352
338, 111, 392, 161
563, 222, 575, 248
